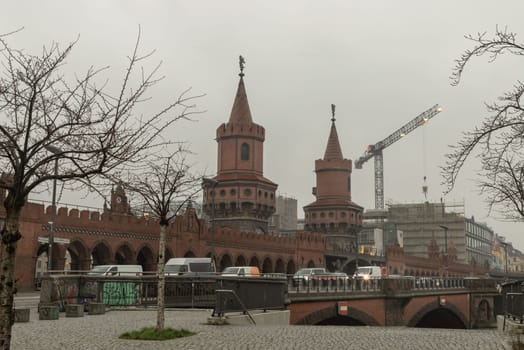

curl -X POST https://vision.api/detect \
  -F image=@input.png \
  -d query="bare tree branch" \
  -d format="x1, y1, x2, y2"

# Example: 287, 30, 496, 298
0, 30, 203, 349
442, 26, 524, 222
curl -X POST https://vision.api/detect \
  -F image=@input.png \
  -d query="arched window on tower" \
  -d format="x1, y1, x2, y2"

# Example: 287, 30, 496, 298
347, 176, 351, 192
241, 143, 249, 161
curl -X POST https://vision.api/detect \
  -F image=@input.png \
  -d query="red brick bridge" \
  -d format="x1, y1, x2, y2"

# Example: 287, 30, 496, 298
288, 277, 499, 328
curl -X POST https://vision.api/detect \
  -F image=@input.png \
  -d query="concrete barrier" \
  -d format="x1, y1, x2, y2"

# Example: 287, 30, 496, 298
39, 305, 59, 320
65, 304, 84, 318
88, 302, 106, 315
14, 308, 30, 322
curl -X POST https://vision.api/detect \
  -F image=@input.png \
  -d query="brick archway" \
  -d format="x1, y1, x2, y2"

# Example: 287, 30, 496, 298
68, 239, 90, 270
295, 305, 380, 326
235, 255, 246, 266
136, 244, 155, 272
249, 255, 260, 268
219, 254, 233, 271
407, 300, 468, 328
262, 257, 273, 273
115, 243, 134, 264
275, 258, 285, 273
286, 260, 296, 274
91, 241, 112, 266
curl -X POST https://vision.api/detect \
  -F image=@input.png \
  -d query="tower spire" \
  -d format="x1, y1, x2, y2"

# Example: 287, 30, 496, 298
323, 104, 343, 160
228, 55, 252, 124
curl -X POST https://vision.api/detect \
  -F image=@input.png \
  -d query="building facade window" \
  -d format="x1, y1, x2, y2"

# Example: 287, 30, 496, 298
241, 143, 249, 161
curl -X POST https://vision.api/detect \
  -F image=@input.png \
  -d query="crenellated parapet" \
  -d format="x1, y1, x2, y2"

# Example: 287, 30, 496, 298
216, 122, 265, 141
21, 202, 159, 235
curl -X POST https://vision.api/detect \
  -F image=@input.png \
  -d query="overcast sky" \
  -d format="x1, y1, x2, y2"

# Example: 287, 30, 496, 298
3, 1, 523, 248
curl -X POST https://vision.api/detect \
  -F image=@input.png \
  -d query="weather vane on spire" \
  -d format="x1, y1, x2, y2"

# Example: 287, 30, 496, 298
239, 55, 246, 77
331, 104, 336, 122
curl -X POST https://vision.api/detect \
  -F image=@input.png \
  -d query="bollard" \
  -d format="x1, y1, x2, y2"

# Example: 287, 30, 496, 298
65, 304, 84, 317
39, 305, 59, 320
88, 302, 106, 315
14, 308, 30, 322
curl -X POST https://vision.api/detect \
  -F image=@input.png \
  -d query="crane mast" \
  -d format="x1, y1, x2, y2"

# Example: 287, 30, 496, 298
354, 104, 442, 209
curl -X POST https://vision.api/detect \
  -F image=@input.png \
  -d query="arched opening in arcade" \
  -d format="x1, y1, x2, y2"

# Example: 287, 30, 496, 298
137, 245, 155, 272
235, 255, 247, 266
68, 240, 90, 271
184, 251, 196, 258
249, 256, 260, 269
275, 259, 285, 274
91, 242, 112, 266
262, 257, 273, 273
35, 244, 49, 277
286, 260, 296, 274
219, 254, 233, 271
414, 308, 467, 329
115, 244, 134, 264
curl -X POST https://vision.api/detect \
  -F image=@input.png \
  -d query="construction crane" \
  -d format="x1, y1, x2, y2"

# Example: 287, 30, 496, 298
354, 104, 443, 209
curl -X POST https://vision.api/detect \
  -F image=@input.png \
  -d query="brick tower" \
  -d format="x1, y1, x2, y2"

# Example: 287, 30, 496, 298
303, 105, 363, 234
202, 57, 277, 233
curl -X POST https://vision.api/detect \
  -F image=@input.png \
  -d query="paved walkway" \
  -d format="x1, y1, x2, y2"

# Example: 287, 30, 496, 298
10, 293, 514, 350
11, 308, 514, 350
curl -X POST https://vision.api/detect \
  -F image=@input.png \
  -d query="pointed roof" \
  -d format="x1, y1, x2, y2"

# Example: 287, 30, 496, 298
228, 75, 253, 124
323, 119, 344, 160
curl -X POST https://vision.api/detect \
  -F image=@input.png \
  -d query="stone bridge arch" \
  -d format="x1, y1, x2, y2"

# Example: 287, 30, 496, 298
295, 305, 380, 326
407, 300, 468, 328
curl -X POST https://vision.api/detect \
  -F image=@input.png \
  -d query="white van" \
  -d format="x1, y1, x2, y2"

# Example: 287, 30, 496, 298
353, 266, 384, 280
165, 258, 216, 276
88, 265, 143, 276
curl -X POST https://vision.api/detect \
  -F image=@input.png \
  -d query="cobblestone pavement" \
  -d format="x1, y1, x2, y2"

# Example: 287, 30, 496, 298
11, 308, 513, 350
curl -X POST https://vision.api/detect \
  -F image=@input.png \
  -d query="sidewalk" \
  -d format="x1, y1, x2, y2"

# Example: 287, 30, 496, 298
11, 308, 512, 350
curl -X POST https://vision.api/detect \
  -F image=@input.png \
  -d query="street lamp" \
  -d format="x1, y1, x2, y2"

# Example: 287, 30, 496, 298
439, 225, 448, 276
202, 178, 218, 263
45, 145, 61, 272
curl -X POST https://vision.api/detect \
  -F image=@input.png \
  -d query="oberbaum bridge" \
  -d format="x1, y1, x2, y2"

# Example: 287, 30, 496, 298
4, 61, 509, 328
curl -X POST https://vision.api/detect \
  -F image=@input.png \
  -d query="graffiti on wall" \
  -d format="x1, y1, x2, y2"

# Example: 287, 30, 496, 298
102, 281, 140, 306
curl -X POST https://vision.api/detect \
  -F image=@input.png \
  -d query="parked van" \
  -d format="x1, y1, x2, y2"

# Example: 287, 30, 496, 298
165, 257, 216, 276
87, 265, 143, 276
353, 266, 384, 280
221, 266, 260, 277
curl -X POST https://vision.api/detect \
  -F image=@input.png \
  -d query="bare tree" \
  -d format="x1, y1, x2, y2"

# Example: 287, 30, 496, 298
120, 149, 203, 330
443, 27, 524, 221
478, 152, 524, 219
0, 31, 200, 349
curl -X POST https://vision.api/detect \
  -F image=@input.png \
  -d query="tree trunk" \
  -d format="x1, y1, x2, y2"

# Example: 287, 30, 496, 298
0, 206, 22, 350
156, 223, 167, 330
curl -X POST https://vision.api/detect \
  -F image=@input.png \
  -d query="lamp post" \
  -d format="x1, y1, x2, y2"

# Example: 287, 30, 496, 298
203, 178, 218, 263
45, 145, 61, 272
439, 225, 448, 276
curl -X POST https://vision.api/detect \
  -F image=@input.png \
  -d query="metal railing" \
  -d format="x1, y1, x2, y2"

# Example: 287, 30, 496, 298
39, 273, 496, 313
286, 276, 487, 294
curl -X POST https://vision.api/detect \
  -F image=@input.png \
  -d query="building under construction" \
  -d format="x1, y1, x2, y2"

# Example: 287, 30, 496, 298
363, 201, 495, 269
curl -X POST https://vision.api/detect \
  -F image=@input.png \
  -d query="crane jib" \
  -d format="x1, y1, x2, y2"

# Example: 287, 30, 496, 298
354, 104, 442, 209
